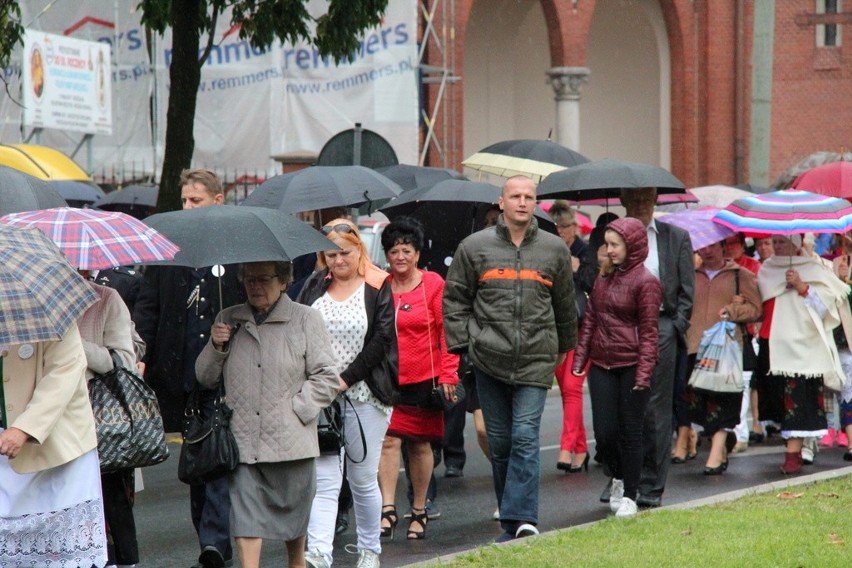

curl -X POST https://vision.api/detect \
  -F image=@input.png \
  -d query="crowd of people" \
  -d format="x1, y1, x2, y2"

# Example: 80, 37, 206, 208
3, 167, 852, 568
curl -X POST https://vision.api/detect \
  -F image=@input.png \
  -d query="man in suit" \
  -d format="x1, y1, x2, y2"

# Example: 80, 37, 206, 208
620, 187, 694, 508
134, 169, 246, 568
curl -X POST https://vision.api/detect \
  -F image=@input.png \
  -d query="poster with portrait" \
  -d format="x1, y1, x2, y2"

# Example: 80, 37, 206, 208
22, 30, 112, 135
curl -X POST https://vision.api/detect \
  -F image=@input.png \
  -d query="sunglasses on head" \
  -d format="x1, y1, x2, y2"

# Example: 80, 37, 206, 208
322, 223, 355, 235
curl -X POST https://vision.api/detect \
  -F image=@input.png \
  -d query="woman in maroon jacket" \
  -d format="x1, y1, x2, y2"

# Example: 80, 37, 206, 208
572, 217, 663, 518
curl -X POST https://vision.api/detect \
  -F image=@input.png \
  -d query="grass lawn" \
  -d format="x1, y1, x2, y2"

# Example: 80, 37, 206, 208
437, 474, 852, 568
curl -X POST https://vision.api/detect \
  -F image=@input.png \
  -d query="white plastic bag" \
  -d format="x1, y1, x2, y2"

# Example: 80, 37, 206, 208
688, 320, 744, 393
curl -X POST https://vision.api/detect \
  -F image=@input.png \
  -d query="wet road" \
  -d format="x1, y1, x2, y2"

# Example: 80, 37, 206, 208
136, 390, 852, 567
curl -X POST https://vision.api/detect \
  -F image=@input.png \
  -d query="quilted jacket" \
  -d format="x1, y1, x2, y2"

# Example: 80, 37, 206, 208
195, 296, 339, 464
443, 215, 576, 387
573, 217, 663, 388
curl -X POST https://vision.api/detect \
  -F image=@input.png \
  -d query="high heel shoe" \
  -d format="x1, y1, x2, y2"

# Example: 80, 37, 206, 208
703, 462, 726, 476
556, 461, 572, 472
380, 504, 398, 539
407, 507, 428, 540
569, 453, 590, 473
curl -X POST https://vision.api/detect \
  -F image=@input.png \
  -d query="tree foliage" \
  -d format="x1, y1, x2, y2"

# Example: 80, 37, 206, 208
0, 1, 24, 70
139, 0, 389, 211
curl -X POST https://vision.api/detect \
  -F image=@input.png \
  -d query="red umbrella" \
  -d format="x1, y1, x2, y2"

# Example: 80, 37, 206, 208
0, 207, 179, 270
791, 161, 852, 198
575, 211, 593, 235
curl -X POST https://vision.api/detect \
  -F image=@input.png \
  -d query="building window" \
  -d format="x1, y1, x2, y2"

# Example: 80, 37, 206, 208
816, 0, 843, 47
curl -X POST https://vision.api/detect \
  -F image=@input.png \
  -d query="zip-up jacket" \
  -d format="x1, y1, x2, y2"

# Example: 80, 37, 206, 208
572, 217, 662, 388
443, 215, 576, 387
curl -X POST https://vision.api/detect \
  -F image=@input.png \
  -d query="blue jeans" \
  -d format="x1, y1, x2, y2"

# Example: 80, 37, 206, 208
475, 367, 548, 532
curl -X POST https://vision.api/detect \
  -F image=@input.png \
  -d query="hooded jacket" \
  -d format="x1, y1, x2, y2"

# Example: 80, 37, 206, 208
573, 217, 663, 387
443, 215, 576, 387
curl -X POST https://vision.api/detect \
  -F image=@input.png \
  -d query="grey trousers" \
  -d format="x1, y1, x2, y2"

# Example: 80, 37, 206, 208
638, 315, 678, 500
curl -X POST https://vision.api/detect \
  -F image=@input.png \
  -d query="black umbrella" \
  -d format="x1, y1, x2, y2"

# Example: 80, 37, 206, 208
375, 164, 465, 191
379, 179, 555, 255
536, 159, 686, 200
144, 205, 336, 313
462, 139, 590, 182
143, 205, 334, 268
48, 180, 106, 205
94, 184, 159, 219
243, 165, 402, 214
0, 165, 67, 214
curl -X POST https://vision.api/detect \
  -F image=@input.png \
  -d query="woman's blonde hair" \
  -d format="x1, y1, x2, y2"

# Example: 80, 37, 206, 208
317, 218, 370, 276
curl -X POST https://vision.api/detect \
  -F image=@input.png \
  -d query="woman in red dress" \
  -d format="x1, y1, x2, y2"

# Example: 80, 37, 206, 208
377, 217, 459, 540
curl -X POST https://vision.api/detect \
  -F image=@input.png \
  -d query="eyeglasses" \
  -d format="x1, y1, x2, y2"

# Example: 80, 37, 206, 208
322, 223, 355, 235
244, 275, 277, 286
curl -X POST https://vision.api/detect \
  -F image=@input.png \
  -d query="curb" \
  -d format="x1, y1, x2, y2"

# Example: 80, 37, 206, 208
403, 465, 852, 566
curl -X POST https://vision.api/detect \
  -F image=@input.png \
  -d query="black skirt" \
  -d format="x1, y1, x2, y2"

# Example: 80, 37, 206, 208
753, 338, 828, 433
685, 354, 742, 434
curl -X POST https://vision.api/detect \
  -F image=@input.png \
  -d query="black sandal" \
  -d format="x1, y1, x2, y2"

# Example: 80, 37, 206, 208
407, 507, 428, 540
381, 504, 398, 539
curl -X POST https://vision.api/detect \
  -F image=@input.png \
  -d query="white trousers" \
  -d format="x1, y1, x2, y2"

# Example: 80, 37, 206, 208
307, 400, 389, 565
734, 371, 753, 443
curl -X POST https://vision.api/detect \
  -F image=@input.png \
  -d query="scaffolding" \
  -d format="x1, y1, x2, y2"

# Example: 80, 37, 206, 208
418, 0, 460, 168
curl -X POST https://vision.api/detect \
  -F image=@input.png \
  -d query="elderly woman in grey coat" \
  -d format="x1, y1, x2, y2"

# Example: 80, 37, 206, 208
197, 261, 339, 568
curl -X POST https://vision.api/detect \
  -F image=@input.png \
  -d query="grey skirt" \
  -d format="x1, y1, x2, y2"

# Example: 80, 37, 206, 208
228, 458, 316, 540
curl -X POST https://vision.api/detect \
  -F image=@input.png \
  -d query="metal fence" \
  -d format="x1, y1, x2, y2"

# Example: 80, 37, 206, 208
90, 166, 267, 205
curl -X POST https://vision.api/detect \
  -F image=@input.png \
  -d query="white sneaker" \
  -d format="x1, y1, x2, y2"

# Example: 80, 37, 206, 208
801, 446, 815, 465
492, 508, 500, 521
515, 523, 539, 538
345, 545, 380, 568
609, 478, 625, 512
305, 551, 330, 568
615, 497, 638, 518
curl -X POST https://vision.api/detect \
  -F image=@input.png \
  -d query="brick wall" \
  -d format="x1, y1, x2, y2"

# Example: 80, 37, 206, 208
425, 0, 850, 187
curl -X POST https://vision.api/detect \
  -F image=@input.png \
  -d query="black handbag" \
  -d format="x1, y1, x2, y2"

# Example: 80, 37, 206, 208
317, 399, 343, 455
177, 381, 239, 485
88, 351, 169, 473
398, 378, 466, 411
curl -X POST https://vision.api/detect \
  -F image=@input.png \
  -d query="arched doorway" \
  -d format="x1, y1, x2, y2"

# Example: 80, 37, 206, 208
583, 0, 671, 166
462, 0, 553, 161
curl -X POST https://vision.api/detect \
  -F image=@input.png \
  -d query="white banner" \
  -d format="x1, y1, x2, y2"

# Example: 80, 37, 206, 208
0, 0, 419, 180
22, 30, 112, 135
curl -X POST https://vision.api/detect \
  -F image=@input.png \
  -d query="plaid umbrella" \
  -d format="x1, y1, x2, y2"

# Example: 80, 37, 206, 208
0, 225, 98, 347
712, 189, 852, 235
657, 208, 734, 250
0, 207, 180, 270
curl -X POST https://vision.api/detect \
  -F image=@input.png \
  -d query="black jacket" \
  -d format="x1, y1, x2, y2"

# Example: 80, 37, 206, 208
297, 267, 398, 405
133, 265, 246, 431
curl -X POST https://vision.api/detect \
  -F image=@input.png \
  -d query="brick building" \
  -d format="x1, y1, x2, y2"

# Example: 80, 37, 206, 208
419, 0, 851, 187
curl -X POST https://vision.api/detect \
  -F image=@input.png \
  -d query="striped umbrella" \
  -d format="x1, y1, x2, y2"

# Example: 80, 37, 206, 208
712, 189, 852, 235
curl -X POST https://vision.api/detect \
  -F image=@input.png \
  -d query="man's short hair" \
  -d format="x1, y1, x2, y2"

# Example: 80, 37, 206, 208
179, 168, 223, 197
502, 175, 536, 195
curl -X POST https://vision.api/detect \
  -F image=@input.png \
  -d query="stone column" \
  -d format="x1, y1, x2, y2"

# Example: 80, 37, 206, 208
546, 67, 590, 151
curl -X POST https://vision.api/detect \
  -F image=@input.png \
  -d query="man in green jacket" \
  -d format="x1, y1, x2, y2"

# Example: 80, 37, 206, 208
443, 175, 576, 542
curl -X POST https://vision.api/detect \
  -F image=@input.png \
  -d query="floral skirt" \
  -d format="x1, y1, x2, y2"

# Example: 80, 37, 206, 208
754, 338, 827, 436
0, 447, 107, 567
685, 354, 741, 434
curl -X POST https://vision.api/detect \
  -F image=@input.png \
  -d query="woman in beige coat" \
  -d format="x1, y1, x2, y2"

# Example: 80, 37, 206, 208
196, 261, 339, 568
0, 324, 108, 567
